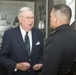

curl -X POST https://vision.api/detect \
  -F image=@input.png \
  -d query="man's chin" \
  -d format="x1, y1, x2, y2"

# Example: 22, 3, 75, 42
28, 27, 33, 30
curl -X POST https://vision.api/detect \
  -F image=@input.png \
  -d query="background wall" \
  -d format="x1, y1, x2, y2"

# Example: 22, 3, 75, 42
0, 1, 34, 47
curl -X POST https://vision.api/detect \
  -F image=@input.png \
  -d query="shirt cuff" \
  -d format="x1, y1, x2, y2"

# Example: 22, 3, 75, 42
14, 68, 17, 71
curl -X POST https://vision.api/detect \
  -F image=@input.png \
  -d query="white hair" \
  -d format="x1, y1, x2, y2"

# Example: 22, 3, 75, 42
18, 7, 33, 17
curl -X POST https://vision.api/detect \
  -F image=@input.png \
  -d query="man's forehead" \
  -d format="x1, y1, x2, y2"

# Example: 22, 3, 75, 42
23, 10, 34, 14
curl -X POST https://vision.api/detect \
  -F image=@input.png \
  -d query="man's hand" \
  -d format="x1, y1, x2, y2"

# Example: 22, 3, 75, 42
16, 62, 30, 71
33, 64, 43, 71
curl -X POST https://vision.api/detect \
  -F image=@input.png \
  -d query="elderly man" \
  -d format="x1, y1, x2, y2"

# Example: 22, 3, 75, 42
0, 7, 44, 75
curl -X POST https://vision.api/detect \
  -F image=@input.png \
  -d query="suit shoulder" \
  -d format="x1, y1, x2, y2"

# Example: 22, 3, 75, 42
5, 26, 18, 33
4, 26, 19, 36
32, 28, 44, 34
51, 29, 76, 43
32, 28, 42, 32
32, 28, 44, 38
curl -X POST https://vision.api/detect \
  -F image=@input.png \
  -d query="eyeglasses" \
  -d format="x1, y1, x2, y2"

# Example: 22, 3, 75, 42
21, 16, 35, 20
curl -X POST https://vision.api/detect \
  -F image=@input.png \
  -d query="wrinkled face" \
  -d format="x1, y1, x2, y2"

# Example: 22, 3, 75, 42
18, 10, 34, 31
50, 9, 57, 29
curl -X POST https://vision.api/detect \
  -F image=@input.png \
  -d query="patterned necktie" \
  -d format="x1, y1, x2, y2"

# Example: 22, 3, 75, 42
25, 32, 30, 55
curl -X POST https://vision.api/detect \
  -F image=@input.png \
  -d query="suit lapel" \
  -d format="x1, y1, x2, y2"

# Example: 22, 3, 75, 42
15, 26, 30, 57
31, 29, 37, 56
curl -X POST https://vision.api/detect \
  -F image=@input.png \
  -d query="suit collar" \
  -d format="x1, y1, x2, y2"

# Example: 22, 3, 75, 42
15, 27, 37, 57
55, 24, 70, 32
15, 26, 30, 57
50, 24, 70, 36
30, 28, 37, 56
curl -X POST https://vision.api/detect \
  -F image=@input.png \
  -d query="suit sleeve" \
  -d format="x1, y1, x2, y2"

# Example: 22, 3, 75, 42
42, 37, 63, 75
0, 31, 17, 72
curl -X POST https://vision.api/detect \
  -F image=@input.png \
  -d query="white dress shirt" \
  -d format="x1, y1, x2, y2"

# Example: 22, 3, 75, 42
20, 25, 32, 53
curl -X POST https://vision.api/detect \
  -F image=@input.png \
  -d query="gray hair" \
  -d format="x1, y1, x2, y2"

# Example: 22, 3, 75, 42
52, 4, 72, 22
18, 7, 33, 17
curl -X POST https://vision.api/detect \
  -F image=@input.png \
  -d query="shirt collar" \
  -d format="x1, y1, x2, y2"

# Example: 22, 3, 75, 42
20, 25, 25, 35
19, 25, 31, 35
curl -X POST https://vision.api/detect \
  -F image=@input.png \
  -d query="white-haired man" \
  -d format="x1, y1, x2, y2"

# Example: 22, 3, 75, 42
0, 7, 44, 75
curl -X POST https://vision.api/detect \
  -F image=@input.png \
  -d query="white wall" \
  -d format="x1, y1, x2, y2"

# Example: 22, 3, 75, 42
66, 0, 75, 25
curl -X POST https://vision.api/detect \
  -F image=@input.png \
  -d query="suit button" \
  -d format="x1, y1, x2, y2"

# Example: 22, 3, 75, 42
29, 59, 31, 61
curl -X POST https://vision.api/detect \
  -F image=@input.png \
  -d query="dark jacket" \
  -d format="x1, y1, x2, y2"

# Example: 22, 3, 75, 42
0, 26, 44, 75
42, 24, 76, 75
0, 64, 7, 75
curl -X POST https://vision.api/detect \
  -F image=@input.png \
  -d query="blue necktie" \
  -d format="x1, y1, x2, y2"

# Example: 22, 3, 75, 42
25, 32, 30, 55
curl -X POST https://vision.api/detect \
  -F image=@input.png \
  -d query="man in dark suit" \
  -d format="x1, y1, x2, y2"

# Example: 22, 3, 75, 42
42, 4, 76, 75
0, 7, 44, 75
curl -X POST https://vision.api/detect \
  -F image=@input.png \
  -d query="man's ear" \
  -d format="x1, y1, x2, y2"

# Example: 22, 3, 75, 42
18, 17, 22, 23
54, 18, 58, 24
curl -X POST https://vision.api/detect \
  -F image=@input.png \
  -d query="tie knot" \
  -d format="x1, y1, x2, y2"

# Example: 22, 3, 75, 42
26, 32, 28, 36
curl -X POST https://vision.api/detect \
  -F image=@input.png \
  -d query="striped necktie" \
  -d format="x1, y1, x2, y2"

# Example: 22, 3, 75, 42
25, 32, 30, 55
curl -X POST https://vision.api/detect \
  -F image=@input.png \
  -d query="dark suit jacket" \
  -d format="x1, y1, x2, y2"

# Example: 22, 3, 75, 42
42, 24, 76, 75
0, 64, 8, 75
0, 26, 44, 75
